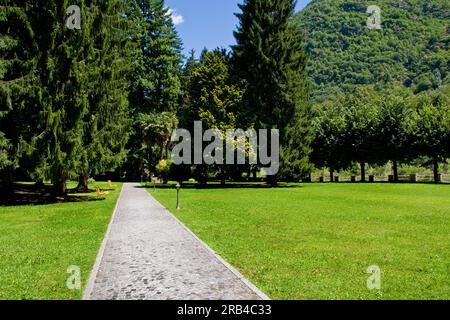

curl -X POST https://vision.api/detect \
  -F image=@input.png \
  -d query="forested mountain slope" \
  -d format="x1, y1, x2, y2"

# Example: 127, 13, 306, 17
294, 0, 449, 102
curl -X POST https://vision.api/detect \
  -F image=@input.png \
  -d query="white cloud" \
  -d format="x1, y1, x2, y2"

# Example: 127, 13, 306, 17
167, 8, 184, 26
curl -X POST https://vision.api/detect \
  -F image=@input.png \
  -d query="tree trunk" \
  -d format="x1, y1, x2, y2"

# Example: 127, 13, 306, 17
76, 173, 89, 193
266, 174, 278, 187
53, 171, 67, 197
0, 169, 14, 203
433, 156, 440, 183
35, 180, 45, 189
393, 160, 399, 183
221, 166, 226, 186
329, 168, 334, 182
360, 162, 366, 182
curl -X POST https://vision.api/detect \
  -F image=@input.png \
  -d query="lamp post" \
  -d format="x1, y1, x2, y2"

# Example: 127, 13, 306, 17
176, 183, 181, 211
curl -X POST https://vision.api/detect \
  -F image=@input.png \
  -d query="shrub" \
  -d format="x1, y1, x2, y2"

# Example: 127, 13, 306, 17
156, 160, 172, 184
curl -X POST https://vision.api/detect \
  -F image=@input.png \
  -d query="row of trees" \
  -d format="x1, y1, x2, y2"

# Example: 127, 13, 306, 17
295, 0, 449, 103
1, 0, 447, 201
311, 86, 450, 182
121, 0, 314, 186
0, 0, 188, 197
161, 0, 313, 185
1, 0, 313, 199
1, 0, 135, 198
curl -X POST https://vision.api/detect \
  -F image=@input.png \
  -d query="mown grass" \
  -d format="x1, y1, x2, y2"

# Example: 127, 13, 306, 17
149, 183, 450, 300
0, 182, 122, 300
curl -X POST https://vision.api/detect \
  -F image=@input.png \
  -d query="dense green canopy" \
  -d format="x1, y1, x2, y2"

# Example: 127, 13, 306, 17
233, 0, 313, 183
1, 0, 449, 198
295, 0, 449, 102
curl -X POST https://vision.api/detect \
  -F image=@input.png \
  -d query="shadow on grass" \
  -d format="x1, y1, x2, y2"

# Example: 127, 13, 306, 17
136, 181, 449, 191
136, 182, 300, 190
0, 183, 106, 207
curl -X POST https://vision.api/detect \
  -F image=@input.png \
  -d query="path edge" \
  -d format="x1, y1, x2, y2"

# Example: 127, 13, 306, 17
146, 190, 271, 301
82, 185, 124, 300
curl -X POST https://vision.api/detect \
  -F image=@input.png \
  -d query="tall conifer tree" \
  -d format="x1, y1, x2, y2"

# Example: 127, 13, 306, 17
29, 0, 91, 195
233, 0, 312, 182
1, 1, 134, 195
0, 3, 28, 165
75, 0, 136, 192
0, 1, 39, 198
125, 0, 183, 180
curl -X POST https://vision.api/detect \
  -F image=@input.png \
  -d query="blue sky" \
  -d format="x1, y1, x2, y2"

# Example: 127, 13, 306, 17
166, 0, 312, 58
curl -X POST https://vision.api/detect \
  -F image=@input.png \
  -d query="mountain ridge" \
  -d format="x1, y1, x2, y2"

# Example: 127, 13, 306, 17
294, 0, 449, 102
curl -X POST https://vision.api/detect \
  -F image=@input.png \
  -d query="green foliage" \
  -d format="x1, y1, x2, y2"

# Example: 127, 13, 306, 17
311, 85, 450, 182
233, 0, 309, 129
295, 0, 450, 102
124, 0, 183, 179
233, 0, 313, 181
1, 1, 89, 193
76, 0, 135, 189
310, 101, 348, 173
377, 92, 415, 164
138, 111, 178, 167
155, 159, 172, 182
128, 0, 182, 113
280, 102, 314, 180
185, 49, 245, 130
2, 0, 448, 187
300, 0, 450, 179
408, 88, 450, 161
180, 49, 247, 183
312, 87, 384, 181
0, 132, 12, 170
1, 1, 138, 193
340, 87, 383, 167
0, 2, 39, 173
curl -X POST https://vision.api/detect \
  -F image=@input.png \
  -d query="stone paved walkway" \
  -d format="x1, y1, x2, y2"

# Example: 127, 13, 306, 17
84, 183, 266, 300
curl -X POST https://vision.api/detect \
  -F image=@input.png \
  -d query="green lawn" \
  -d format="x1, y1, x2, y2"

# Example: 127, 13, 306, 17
0, 182, 122, 300
149, 183, 450, 300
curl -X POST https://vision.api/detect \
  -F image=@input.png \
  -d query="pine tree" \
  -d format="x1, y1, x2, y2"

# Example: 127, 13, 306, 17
280, 102, 314, 181
1, 1, 138, 196
0, 1, 41, 199
232, 0, 312, 183
133, 0, 182, 113
124, 0, 183, 180
178, 49, 198, 128
26, 0, 92, 196
75, 0, 136, 192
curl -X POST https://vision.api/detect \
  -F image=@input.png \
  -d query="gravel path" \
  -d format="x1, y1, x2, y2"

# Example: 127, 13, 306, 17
84, 183, 267, 300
